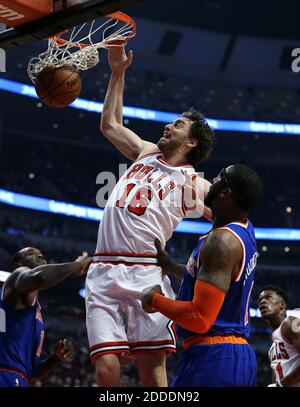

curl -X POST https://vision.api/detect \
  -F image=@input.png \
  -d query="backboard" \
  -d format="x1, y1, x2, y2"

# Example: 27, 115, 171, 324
0, 0, 140, 50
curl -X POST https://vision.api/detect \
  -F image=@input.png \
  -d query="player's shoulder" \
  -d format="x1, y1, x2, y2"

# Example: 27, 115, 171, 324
135, 142, 160, 161
281, 314, 300, 341
287, 308, 300, 319
203, 228, 243, 257
3, 267, 36, 309
4, 267, 31, 289
194, 174, 211, 192
183, 171, 211, 189
199, 229, 242, 275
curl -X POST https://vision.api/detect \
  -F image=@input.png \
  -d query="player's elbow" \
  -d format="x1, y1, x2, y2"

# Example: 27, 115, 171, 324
100, 114, 117, 133
176, 312, 216, 334
196, 320, 214, 334
191, 320, 216, 335
32, 270, 48, 289
190, 319, 212, 335
100, 121, 108, 134
100, 121, 119, 139
100, 119, 109, 133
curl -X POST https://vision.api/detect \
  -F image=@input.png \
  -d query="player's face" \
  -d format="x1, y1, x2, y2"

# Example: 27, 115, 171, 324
18, 247, 47, 269
204, 170, 226, 208
258, 290, 284, 320
157, 117, 194, 154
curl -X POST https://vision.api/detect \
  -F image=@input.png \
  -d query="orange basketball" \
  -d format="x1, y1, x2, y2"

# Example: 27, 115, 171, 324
35, 65, 82, 108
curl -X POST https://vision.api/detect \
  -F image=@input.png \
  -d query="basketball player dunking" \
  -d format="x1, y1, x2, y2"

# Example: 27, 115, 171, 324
258, 287, 300, 387
85, 46, 214, 387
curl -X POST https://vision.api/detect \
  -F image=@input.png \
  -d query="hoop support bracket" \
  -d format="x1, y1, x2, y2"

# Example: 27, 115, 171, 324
0, 0, 140, 50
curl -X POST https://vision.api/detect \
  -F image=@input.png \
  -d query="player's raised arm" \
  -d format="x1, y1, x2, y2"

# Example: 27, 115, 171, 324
13, 256, 92, 294
100, 46, 157, 161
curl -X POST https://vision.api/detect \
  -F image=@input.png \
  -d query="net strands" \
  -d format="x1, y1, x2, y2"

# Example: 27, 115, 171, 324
27, 13, 135, 83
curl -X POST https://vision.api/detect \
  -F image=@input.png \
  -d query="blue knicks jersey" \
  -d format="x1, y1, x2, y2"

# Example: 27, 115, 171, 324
176, 220, 257, 339
0, 284, 45, 381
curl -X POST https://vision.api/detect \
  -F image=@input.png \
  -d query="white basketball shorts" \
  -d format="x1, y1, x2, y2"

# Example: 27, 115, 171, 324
85, 254, 176, 362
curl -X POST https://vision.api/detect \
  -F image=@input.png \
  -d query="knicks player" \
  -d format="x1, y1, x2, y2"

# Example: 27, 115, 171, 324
258, 286, 300, 387
85, 46, 214, 387
0, 247, 92, 387
142, 164, 263, 386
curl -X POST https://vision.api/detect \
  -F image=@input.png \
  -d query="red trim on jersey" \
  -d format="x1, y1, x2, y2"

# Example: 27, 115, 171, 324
181, 172, 199, 217
134, 151, 161, 163
158, 156, 193, 168
181, 184, 187, 217
92, 261, 158, 267
90, 341, 129, 351
130, 339, 175, 347
94, 252, 157, 258
131, 347, 176, 354
91, 349, 131, 362
0, 367, 29, 382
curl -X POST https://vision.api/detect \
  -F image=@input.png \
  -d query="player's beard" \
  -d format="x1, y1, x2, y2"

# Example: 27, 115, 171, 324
157, 138, 182, 155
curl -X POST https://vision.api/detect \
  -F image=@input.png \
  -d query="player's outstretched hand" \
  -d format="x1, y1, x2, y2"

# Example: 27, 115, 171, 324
141, 285, 164, 313
74, 255, 93, 276
155, 238, 174, 275
108, 45, 133, 74
54, 338, 74, 362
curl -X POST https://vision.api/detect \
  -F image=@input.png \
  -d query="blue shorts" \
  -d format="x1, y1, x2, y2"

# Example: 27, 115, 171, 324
0, 371, 28, 387
170, 343, 257, 387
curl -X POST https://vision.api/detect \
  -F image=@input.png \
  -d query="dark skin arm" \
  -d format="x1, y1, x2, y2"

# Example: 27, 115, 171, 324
142, 229, 242, 314
100, 46, 157, 160
197, 229, 242, 291
30, 339, 74, 383
278, 317, 300, 387
154, 239, 185, 280
4, 256, 92, 310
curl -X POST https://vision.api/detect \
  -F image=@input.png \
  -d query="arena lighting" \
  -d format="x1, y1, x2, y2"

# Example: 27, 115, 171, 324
250, 308, 261, 318
1, 77, 300, 134
1, 188, 300, 240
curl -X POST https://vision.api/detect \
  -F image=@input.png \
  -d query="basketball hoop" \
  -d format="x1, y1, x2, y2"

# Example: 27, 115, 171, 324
27, 11, 136, 83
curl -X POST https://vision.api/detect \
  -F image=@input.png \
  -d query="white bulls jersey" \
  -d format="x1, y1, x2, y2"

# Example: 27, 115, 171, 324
269, 309, 300, 387
96, 151, 207, 255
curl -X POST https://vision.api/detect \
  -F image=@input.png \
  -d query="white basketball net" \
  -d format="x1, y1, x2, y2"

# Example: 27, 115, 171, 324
27, 14, 135, 83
